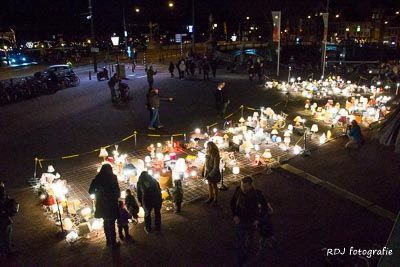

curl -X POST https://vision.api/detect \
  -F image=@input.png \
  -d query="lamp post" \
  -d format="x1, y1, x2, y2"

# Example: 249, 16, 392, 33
111, 35, 120, 77
88, 0, 97, 73
396, 83, 400, 95
288, 66, 291, 83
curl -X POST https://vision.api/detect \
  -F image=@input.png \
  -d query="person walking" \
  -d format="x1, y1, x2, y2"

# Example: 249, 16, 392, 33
137, 171, 163, 233
211, 59, 218, 78
215, 82, 229, 117
179, 59, 186, 80
203, 60, 210, 80
108, 74, 119, 103
146, 65, 157, 89
168, 62, 175, 78
88, 164, 121, 248
146, 88, 164, 130
203, 141, 221, 207
230, 176, 267, 266
0, 182, 19, 256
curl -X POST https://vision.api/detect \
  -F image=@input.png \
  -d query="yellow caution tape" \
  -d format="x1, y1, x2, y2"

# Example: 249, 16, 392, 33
147, 134, 162, 137
62, 154, 80, 159
122, 134, 135, 141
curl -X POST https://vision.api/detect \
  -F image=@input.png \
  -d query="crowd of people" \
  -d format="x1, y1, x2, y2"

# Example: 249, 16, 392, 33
87, 139, 275, 266
167, 55, 219, 81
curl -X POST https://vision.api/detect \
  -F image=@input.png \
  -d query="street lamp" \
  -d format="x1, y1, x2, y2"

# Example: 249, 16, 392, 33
111, 34, 120, 76
246, 16, 250, 20
135, 7, 140, 13
168, 1, 174, 8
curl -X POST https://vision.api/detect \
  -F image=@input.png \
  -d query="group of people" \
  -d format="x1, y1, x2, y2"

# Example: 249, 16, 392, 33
168, 56, 219, 81
88, 140, 275, 266
247, 57, 266, 84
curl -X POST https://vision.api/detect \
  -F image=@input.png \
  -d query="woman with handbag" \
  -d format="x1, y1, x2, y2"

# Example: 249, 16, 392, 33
203, 141, 221, 207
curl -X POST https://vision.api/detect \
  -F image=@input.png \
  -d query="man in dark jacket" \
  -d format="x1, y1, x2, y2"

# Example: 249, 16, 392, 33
146, 65, 157, 89
0, 182, 18, 256
146, 88, 164, 130
215, 82, 229, 117
89, 164, 121, 248
211, 59, 218, 78
230, 176, 267, 265
137, 171, 162, 233
203, 59, 210, 80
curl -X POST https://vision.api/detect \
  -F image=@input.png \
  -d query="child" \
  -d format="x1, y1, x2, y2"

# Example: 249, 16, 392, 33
117, 201, 132, 240
125, 189, 139, 222
171, 179, 183, 213
258, 200, 276, 254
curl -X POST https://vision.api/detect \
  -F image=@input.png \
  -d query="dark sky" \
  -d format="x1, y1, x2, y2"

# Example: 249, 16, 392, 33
1, 0, 399, 42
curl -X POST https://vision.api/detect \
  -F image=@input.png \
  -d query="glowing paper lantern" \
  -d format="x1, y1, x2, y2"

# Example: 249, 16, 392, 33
232, 166, 240, 175
262, 149, 272, 160
293, 145, 301, 155
319, 133, 327, 144
66, 231, 79, 243
271, 129, 278, 135
63, 217, 74, 231
310, 124, 319, 133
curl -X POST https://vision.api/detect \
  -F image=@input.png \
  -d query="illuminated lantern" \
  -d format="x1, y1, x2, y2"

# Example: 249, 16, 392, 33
63, 217, 74, 231
310, 124, 319, 133
293, 145, 301, 154
262, 149, 272, 160
66, 231, 79, 243
327, 130, 332, 140
319, 133, 327, 144
89, 218, 103, 231
232, 166, 240, 175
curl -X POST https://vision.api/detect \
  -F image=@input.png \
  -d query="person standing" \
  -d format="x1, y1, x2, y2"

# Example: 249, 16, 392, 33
211, 59, 218, 78
137, 171, 163, 233
168, 62, 175, 78
171, 179, 183, 213
215, 82, 229, 117
0, 182, 18, 256
203, 60, 210, 80
146, 65, 157, 89
230, 176, 267, 265
125, 189, 139, 222
89, 164, 121, 248
248, 63, 255, 84
203, 141, 221, 206
108, 74, 119, 103
179, 59, 186, 80
117, 201, 132, 241
146, 88, 164, 130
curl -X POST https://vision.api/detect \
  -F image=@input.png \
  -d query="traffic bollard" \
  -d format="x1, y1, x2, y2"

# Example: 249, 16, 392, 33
89, 71, 91, 80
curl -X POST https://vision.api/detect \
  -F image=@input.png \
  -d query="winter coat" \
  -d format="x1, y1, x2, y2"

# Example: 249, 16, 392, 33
89, 172, 120, 219
215, 89, 226, 106
230, 187, 266, 225
204, 154, 221, 184
125, 195, 139, 218
137, 172, 162, 209
348, 124, 362, 143
146, 68, 157, 81
117, 206, 131, 226
146, 90, 160, 109
172, 185, 183, 204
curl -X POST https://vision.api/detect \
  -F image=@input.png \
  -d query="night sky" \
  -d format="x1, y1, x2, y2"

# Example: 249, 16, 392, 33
1, 0, 399, 41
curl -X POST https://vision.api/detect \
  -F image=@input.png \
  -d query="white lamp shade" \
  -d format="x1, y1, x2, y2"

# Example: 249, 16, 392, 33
271, 129, 278, 135
311, 124, 319, 133
276, 136, 282, 143
288, 124, 294, 131
111, 36, 120, 46
99, 148, 108, 158
232, 166, 240, 175
253, 112, 259, 117
262, 149, 272, 159
239, 117, 245, 123
284, 131, 291, 137
47, 165, 55, 173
